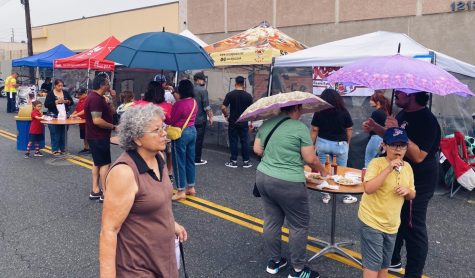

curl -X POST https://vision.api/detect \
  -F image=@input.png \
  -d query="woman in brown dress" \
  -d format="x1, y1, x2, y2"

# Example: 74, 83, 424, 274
99, 103, 187, 278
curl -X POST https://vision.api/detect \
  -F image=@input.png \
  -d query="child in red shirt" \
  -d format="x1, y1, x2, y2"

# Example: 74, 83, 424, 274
25, 100, 44, 158
70, 88, 89, 154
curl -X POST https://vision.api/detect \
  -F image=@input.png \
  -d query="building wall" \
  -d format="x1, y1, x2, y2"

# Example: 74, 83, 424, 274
32, 3, 180, 53
186, 0, 475, 65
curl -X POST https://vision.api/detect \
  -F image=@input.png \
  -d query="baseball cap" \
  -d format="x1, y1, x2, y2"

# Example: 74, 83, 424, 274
193, 72, 206, 81
383, 127, 409, 145
153, 74, 167, 83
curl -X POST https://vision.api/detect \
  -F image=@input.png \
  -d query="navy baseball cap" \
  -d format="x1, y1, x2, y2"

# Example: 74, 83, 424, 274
383, 127, 408, 145
154, 74, 167, 83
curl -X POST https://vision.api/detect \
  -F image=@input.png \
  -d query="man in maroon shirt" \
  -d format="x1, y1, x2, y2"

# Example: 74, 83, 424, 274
84, 74, 116, 201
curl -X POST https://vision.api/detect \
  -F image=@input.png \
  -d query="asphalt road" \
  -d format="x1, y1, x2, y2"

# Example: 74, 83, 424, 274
0, 97, 474, 278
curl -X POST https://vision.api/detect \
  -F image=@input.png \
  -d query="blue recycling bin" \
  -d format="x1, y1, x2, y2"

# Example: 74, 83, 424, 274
15, 116, 45, 151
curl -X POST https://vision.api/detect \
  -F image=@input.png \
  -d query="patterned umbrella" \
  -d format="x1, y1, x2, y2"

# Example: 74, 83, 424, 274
326, 54, 474, 96
237, 91, 332, 122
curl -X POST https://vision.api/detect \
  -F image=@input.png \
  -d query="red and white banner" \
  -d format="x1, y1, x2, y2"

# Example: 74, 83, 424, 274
312, 66, 374, 96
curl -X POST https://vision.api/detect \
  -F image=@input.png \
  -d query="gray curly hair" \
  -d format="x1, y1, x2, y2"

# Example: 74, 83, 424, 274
118, 103, 165, 150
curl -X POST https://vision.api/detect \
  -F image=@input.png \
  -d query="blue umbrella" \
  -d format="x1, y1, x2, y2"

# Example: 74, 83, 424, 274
105, 32, 214, 71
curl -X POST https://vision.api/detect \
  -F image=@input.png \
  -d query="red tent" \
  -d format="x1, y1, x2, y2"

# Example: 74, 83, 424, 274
54, 36, 120, 71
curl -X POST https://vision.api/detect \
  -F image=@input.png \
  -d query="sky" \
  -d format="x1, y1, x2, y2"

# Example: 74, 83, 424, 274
0, 0, 173, 42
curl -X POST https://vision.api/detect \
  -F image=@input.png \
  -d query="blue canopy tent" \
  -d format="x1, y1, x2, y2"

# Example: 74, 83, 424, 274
12, 44, 75, 68
12, 44, 76, 86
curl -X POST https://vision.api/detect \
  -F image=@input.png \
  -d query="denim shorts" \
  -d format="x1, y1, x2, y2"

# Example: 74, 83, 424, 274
360, 220, 397, 271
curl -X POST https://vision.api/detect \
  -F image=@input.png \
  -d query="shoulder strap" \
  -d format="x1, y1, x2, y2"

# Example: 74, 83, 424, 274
182, 100, 196, 130
263, 117, 290, 150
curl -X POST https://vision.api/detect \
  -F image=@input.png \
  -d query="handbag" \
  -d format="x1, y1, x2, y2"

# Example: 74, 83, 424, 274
167, 100, 196, 141
253, 117, 291, 197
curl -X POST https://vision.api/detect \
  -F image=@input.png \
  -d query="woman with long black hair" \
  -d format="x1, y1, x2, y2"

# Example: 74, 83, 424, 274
310, 88, 355, 204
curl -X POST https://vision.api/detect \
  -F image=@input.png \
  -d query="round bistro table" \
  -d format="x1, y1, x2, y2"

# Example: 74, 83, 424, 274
305, 165, 364, 266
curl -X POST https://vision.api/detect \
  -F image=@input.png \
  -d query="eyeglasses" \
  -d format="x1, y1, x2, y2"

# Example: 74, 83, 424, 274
143, 125, 167, 135
387, 144, 408, 150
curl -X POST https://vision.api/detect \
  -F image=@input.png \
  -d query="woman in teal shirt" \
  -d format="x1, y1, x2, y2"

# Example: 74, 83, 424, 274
254, 104, 326, 278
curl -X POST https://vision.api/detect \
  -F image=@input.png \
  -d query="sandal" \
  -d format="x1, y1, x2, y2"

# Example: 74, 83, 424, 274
172, 191, 186, 201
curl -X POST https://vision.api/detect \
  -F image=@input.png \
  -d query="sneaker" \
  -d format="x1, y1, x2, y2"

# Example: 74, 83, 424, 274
99, 195, 104, 203
89, 191, 103, 200
225, 160, 238, 168
195, 159, 207, 166
388, 262, 402, 272
34, 151, 43, 157
321, 193, 331, 204
243, 160, 253, 168
288, 266, 320, 278
266, 257, 288, 274
343, 195, 358, 204
78, 149, 90, 154
24, 154, 30, 159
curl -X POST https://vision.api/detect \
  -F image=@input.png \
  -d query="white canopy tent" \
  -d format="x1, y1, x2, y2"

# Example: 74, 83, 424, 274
179, 29, 208, 48
274, 31, 475, 78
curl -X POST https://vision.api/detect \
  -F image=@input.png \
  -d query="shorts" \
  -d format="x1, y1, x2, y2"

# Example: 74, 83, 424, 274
29, 134, 43, 142
360, 220, 397, 271
79, 124, 85, 139
88, 139, 111, 167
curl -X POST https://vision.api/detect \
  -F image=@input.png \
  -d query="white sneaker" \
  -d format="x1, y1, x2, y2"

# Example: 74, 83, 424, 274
195, 159, 207, 166
343, 195, 358, 204
321, 193, 331, 204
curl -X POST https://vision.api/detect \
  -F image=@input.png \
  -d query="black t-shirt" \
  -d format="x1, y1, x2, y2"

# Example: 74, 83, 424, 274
370, 109, 387, 136
397, 107, 441, 193
222, 89, 253, 126
311, 109, 353, 142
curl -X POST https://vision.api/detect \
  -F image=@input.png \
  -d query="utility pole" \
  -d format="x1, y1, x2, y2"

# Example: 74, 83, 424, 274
11, 28, 14, 42
21, 0, 33, 56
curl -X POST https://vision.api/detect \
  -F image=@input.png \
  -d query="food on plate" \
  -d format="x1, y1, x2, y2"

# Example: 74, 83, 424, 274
308, 173, 323, 180
336, 177, 358, 185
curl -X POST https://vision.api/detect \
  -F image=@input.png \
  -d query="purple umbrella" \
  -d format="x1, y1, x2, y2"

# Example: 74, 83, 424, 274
326, 54, 474, 97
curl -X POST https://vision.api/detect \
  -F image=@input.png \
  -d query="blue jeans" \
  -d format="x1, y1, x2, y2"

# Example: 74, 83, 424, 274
48, 124, 66, 152
316, 137, 349, 166
171, 126, 196, 190
365, 135, 383, 167
228, 124, 250, 162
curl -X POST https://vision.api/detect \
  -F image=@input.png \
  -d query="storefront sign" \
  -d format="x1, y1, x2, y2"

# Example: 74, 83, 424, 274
451, 1, 475, 12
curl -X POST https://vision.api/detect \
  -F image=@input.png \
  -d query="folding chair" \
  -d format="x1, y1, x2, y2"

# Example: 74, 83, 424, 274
441, 132, 475, 197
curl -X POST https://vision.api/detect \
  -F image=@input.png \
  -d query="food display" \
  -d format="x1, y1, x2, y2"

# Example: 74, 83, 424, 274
334, 177, 360, 186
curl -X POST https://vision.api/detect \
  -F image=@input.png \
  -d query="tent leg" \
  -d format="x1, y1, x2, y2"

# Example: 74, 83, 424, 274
266, 57, 275, 97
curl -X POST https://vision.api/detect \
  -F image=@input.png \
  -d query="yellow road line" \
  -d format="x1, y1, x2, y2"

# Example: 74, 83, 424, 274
0, 128, 428, 277
0, 130, 93, 165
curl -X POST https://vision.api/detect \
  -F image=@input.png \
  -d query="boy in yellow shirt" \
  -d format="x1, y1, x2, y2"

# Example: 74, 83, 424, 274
358, 127, 416, 278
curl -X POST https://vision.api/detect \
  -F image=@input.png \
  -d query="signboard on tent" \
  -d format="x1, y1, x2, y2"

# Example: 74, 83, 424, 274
205, 21, 306, 66
312, 66, 374, 96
